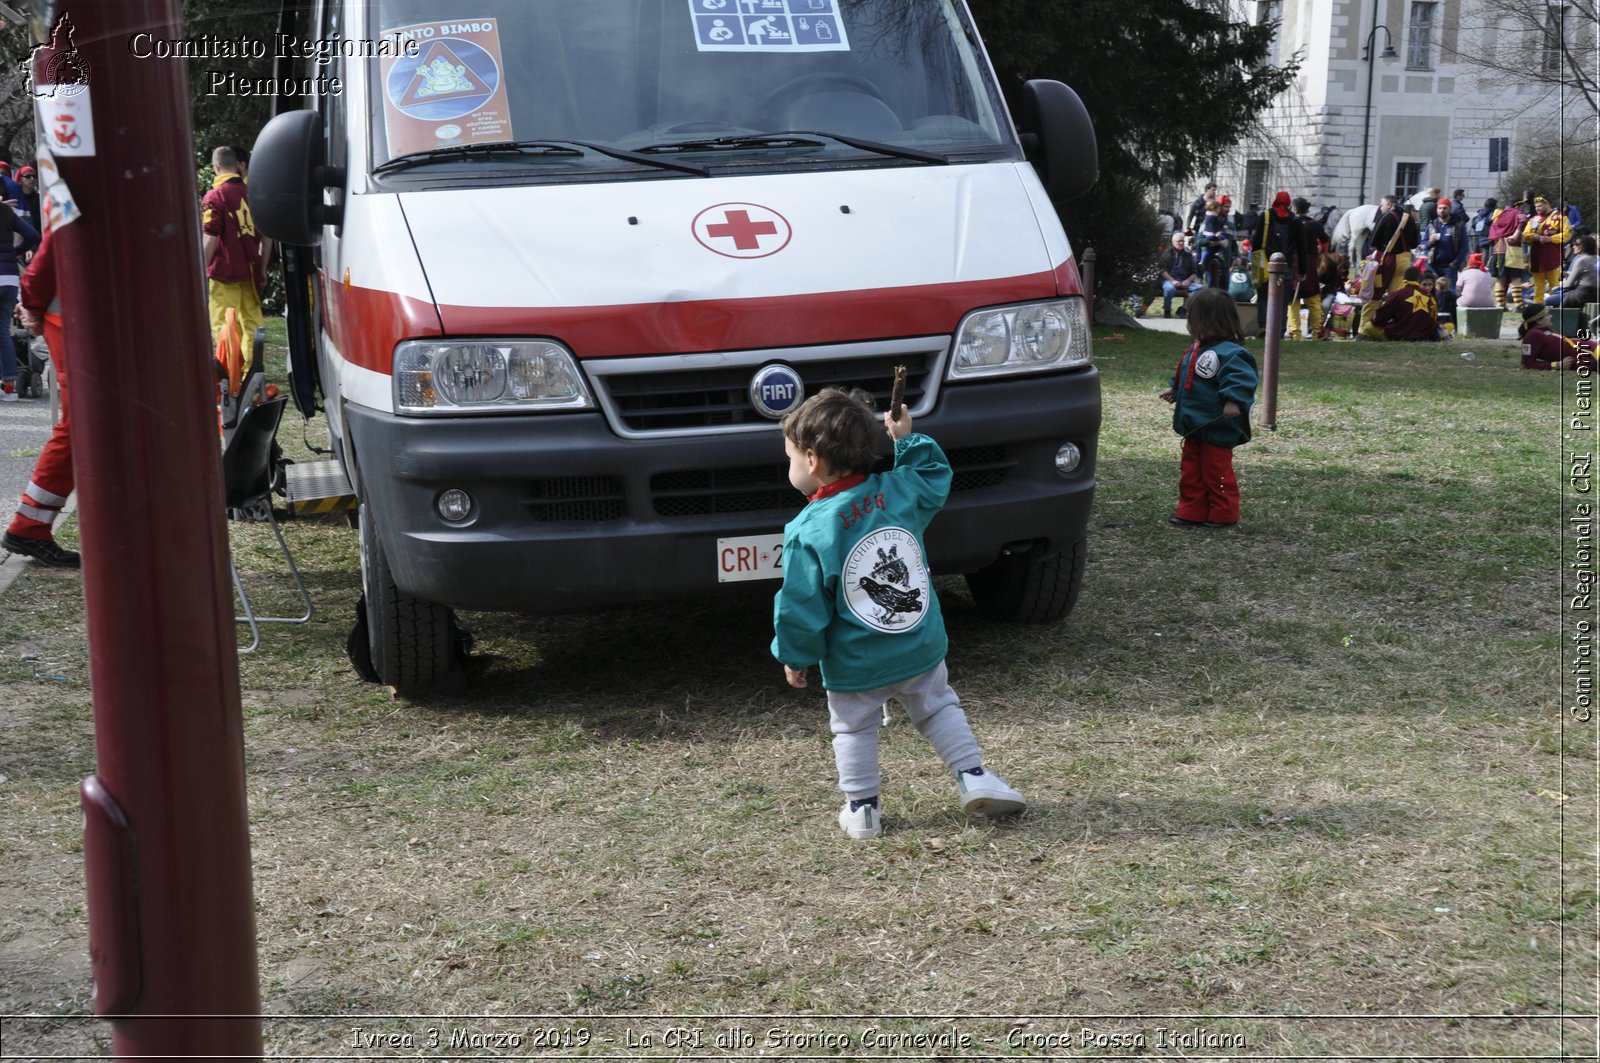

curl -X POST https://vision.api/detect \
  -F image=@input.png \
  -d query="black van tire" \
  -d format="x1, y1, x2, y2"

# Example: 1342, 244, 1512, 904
359, 503, 460, 695
964, 537, 1086, 624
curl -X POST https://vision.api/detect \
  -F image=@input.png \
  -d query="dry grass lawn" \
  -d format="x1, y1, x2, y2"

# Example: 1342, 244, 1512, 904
0, 324, 1593, 1059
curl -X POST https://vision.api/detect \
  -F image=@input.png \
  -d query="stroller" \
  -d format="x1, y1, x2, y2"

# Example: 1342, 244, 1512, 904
12, 327, 48, 400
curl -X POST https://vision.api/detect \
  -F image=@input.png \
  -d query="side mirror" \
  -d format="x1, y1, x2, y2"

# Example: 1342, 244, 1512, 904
1020, 80, 1097, 202
249, 110, 343, 246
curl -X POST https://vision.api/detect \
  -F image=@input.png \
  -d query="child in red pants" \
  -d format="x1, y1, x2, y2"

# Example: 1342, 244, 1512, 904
1159, 288, 1258, 528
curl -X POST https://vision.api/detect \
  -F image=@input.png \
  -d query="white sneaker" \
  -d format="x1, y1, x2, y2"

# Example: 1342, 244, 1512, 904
838, 796, 883, 839
956, 767, 1026, 818
0, 385, 15, 403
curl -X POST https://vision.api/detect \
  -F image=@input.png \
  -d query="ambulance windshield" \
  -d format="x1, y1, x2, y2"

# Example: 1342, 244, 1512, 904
366, 0, 1016, 177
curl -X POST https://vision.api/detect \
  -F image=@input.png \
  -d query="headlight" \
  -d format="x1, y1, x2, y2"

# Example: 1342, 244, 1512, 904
394, 340, 594, 414
949, 298, 1091, 380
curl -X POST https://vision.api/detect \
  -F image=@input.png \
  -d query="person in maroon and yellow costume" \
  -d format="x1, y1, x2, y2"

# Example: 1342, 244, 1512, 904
1361, 266, 1438, 341
201, 146, 269, 352
1521, 196, 1571, 306
1519, 304, 1596, 370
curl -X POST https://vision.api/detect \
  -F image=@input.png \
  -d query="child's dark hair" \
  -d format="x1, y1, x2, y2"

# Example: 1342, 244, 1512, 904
1185, 287, 1246, 345
780, 387, 879, 475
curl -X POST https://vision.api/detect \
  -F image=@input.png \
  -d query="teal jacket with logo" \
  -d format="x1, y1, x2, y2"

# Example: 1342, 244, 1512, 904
772, 434, 950, 692
1170, 340, 1258, 447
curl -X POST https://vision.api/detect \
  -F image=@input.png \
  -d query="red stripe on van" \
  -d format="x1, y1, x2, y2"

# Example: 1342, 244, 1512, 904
326, 267, 1079, 372
321, 274, 443, 372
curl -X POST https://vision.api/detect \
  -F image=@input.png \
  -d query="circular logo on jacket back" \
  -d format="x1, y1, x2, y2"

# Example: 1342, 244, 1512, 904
1195, 350, 1220, 379
843, 527, 929, 634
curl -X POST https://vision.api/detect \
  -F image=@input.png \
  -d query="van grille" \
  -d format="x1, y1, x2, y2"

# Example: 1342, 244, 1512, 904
602, 351, 935, 434
651, 466, 799, 518
649, 447, 1014, 520
523, 476, 626, 522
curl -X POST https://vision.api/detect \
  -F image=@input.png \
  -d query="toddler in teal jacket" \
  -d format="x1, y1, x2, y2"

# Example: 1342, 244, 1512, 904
1159, 288, 1258, 527
772, 387, 1025, 839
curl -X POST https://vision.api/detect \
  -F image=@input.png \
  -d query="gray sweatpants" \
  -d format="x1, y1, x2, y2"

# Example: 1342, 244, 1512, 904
826, 660, 983, 801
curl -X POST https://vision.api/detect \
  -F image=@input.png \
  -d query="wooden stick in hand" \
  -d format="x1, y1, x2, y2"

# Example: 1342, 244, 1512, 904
889, 364, 907, 422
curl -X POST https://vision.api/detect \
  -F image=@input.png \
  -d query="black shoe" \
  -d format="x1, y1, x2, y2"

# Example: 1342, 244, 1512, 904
1176, 307, 1187, 318
1163, 309, 1172, 318
1169, 517, 1206, 527
1, 531, 80, 568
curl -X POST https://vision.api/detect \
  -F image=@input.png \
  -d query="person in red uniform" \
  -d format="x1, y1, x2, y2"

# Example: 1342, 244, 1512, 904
2, 226, 78, 568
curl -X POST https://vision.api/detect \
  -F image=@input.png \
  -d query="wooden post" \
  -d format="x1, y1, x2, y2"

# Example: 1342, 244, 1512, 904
1261, 253, 1287, 431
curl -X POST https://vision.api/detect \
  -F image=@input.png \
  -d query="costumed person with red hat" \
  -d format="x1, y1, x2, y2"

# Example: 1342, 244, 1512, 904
1519, 304, 1596, 369
2, 224, 78, 567
1521, 196, 1571, 305
1249, 191, 1313, 339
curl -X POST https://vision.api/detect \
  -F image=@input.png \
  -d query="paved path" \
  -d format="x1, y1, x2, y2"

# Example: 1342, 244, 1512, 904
0, 385, 67, 595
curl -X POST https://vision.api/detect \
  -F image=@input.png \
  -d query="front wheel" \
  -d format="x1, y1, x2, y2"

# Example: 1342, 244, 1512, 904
357, 502, 463, 695
964, 537, 1086, 624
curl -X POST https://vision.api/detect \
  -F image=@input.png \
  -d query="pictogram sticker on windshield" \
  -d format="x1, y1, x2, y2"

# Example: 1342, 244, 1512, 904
688, 0, 850, 52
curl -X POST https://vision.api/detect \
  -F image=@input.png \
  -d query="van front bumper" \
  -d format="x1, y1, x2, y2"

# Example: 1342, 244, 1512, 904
345, 369, 1100, 613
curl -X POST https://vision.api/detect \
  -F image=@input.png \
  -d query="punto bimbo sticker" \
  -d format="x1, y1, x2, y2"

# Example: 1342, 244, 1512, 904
688, 0, 851, 52
379, 20, 513, 157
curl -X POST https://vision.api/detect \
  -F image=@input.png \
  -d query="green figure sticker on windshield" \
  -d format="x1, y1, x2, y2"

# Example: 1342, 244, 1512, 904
688, 0, 851, 53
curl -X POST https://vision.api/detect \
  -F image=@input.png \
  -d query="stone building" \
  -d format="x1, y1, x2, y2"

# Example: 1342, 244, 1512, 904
1184, 0, 1589, 218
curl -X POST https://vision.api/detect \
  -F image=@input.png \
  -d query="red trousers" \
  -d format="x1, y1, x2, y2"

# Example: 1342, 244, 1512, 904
1176, 437, 1240, 525
8, 314, 71, 541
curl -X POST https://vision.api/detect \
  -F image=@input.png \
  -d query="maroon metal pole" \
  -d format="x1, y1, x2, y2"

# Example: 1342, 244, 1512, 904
1261, 253, 1286, 431
37, 2, 263, 1056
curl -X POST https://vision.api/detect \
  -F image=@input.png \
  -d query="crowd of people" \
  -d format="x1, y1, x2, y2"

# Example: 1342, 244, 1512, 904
1154, 182, 1598, 355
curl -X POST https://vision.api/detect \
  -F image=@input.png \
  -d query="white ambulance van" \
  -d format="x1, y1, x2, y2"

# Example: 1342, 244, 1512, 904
251, 0, 1101, 694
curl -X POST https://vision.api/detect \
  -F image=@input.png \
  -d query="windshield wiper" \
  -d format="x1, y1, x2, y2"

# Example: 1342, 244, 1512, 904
636, 131, 950, 165
373, 139, 710, 177
637, 133, 827, 154
372, 140, 583, 174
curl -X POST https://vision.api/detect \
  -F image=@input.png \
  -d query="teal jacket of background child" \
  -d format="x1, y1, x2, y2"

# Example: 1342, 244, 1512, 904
772, 434, 952, 693
1169, 340, 1259, 448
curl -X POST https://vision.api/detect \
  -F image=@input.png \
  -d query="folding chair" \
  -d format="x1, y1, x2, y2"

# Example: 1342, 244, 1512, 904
223, 396, 312, 652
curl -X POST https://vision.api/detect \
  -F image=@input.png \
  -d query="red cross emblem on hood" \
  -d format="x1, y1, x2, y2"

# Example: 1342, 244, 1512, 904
693, 202, 792, 259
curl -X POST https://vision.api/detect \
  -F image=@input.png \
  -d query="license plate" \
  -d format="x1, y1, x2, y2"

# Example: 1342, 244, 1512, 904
716, 533, 785, 583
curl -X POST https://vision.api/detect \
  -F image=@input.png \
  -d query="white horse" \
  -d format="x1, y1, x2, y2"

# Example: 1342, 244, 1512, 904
1331, 203, 1380, 263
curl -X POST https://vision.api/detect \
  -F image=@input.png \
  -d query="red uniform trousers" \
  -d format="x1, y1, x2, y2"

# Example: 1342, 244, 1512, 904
8, 313, 71, 541
1176, 437, 1240, 526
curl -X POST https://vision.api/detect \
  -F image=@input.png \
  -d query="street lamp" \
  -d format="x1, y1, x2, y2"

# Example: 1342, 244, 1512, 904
1359, 21, 1399, 205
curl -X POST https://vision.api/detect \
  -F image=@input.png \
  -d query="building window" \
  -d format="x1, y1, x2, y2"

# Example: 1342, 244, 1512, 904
1406, 1, 1437, 70
1544, 6, 1568, 75
1394, 162, 1425, 201
1489, 137, 1510, 173
1244, 159, 1270, 214
1257, 0, 1284, 65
